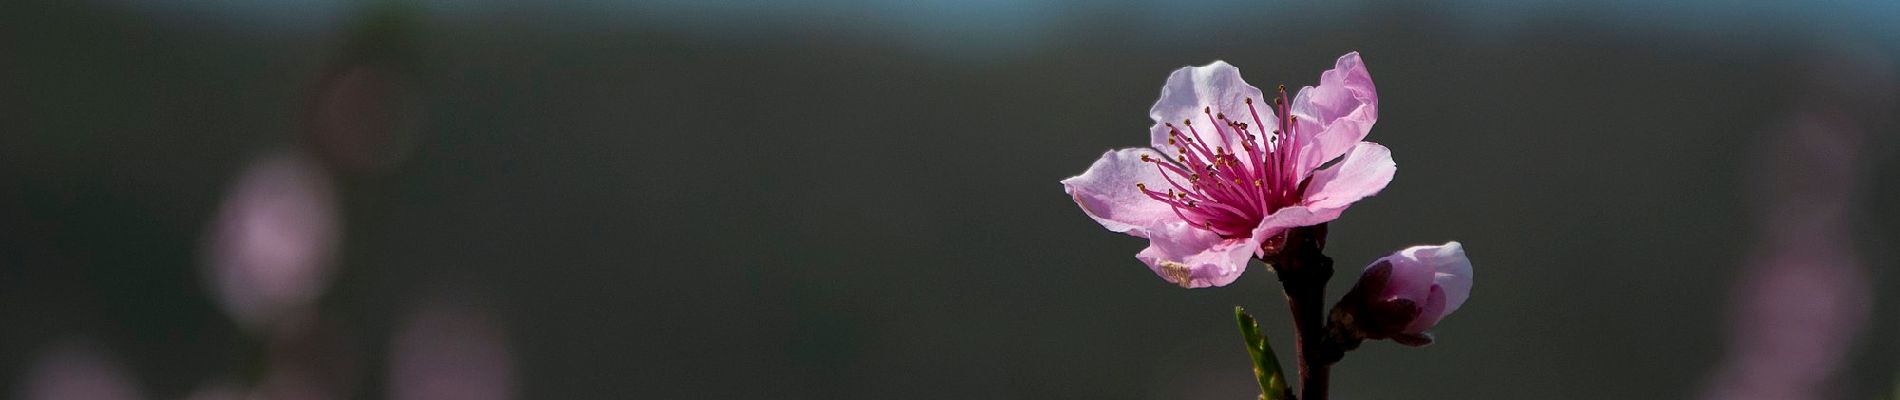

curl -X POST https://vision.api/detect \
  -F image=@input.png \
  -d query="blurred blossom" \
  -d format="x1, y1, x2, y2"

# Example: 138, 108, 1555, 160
1701, 115, 1872, 400
15, 340, 145, 400
1699, 45, 1891, 400
205, 153, 340, 330
391, 300, 515, 400
1062, 52, 1392, 288
306, 64, 421, 175
305, 5, 424, 175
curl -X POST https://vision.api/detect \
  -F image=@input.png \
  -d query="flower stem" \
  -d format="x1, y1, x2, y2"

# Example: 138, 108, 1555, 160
1284, 278, 1331, 400
1266, 225, 1339, 400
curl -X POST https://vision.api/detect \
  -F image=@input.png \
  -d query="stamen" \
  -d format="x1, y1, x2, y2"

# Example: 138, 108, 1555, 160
1140, 85, 1311, 238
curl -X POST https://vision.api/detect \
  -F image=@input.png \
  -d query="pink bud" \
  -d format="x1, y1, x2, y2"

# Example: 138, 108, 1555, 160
1333, 242, 1471, 346
1381, 242, 1472, 332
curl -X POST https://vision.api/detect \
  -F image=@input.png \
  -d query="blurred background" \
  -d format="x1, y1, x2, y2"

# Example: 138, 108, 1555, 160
4, 0, 1899, 399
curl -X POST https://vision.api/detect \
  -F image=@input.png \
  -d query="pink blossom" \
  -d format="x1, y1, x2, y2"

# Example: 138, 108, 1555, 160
1062, 52, 1393, 288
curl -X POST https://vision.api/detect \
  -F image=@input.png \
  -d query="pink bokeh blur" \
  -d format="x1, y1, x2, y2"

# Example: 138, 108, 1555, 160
389, 299, 515, 400
203, 152, 341, 331
15, 340, 145, 400
1700, 43, 1894, 400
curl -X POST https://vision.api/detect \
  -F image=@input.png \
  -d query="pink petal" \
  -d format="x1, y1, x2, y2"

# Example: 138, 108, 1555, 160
1376, 250, 1438, 304
1389, 241, 1473, 316
1148, 61, 1273, 151
1244, 205, 1337, 257
1061, 148, 1178, 237
1419, 242, 1474, 314
1403, 286, 1448, 333
1291, 52, 1379, 173
1135, 221, 1257, 288
1300, 142, 1396, 220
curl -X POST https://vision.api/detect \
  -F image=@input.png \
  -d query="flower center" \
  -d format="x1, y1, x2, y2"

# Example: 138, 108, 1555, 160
1137, 86, 1307, 238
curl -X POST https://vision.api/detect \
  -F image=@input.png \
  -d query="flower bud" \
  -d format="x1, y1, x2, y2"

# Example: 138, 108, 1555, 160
1329, 242, 1472, 347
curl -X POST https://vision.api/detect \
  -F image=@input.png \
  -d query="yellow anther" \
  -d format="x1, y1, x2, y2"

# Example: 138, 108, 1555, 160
1160, 261, 1193, 288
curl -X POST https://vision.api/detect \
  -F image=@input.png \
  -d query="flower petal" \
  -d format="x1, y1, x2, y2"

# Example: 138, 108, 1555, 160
1403, 285, 1448, 333
1135, 221, 1257, 288
1062, 148, 1178, 237
1415, 241, 1473, 314
1384, 241, 1472, 321
1301, 141, 1396, 220
1377, 250, 1438, 304
1243, 205, 1337, 257
1291, 52, 1378, 173
1149, 61, 1273, 151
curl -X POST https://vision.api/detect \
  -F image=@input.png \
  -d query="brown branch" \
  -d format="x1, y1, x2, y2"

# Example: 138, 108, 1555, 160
1264, 224, 1340, 400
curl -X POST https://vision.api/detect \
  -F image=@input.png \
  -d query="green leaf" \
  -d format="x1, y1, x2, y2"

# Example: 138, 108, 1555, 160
1235, 306, 1292, 400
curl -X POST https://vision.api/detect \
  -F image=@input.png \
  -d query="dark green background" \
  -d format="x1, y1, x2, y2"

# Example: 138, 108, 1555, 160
4, 1, 1898, 398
